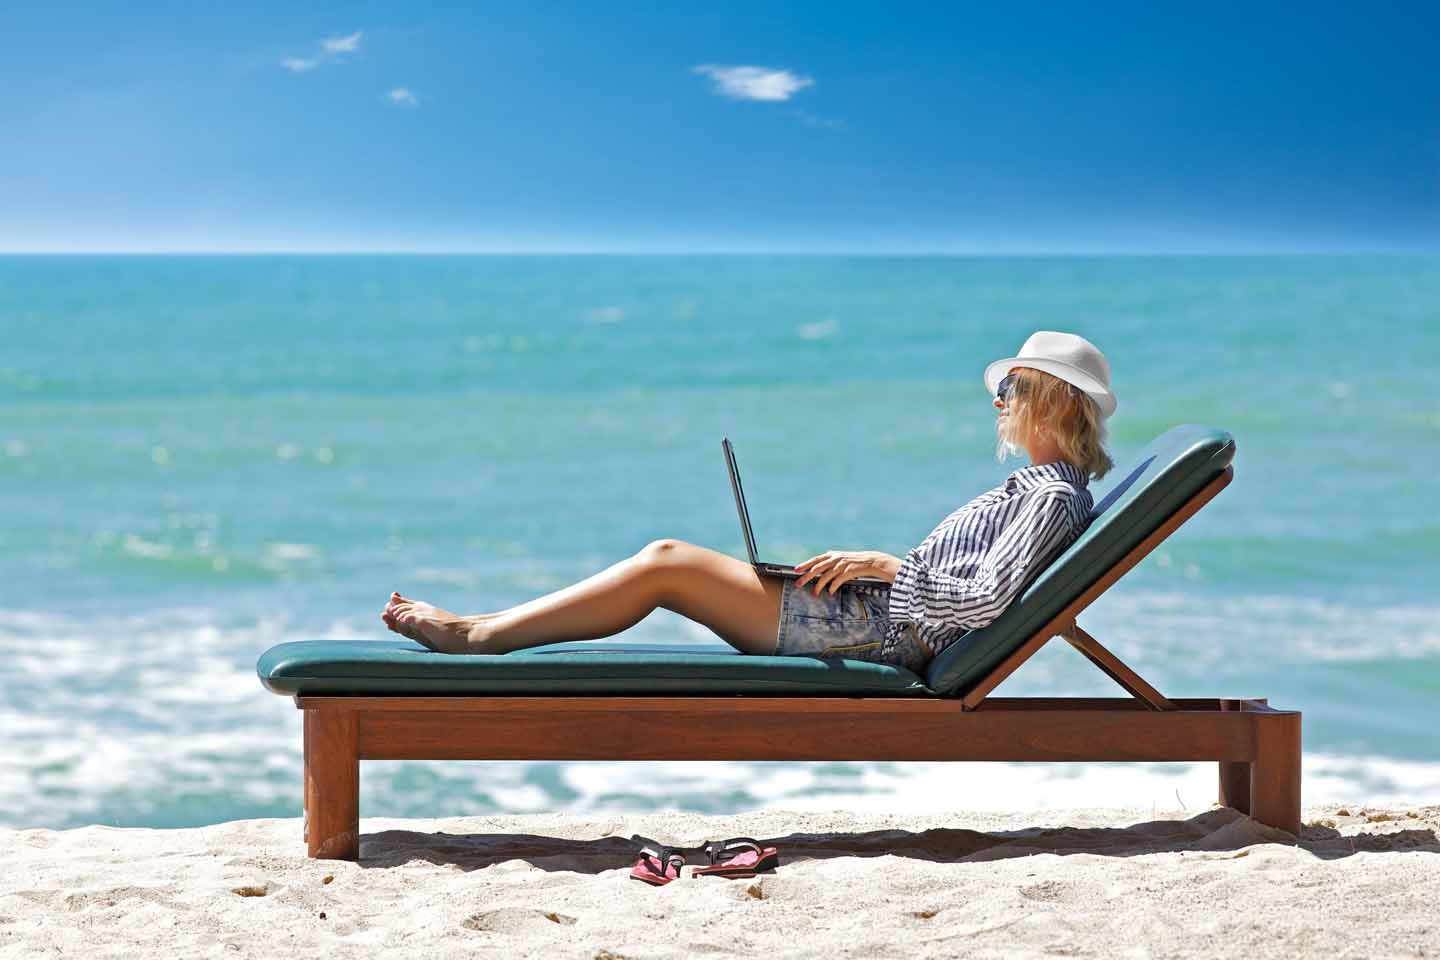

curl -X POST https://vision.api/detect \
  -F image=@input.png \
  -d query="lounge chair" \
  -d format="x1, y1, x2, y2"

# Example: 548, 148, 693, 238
256, 425, 1301, 860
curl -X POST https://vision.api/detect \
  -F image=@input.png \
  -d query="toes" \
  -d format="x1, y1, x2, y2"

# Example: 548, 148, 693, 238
380, 598, 444, 652
380, 608, 409, 637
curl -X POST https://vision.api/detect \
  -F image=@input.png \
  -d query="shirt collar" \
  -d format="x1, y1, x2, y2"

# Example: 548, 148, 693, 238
1007, 460, 1089, 491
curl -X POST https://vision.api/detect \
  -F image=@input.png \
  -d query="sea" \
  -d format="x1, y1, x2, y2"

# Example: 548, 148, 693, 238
2, 254, 1437, 831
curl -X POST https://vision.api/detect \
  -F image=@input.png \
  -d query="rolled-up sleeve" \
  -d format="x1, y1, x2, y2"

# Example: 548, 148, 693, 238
888, 487, 1080, 633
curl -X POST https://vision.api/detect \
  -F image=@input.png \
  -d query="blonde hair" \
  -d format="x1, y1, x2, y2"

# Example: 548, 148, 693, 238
995, 367, 1114, 482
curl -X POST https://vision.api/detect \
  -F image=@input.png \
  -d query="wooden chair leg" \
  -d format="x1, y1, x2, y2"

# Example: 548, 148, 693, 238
302, 718, 310, 844
303, 709, 360, 860
1249, 711, 1302, 836
1217, 699, 1250, 815
1218, 760, 1251, 816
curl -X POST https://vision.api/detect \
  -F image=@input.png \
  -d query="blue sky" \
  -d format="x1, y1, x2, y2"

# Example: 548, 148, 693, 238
3, 2, 1437, 253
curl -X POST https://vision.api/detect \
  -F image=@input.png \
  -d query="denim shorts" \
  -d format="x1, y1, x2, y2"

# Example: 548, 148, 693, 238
773, 579, 931, 673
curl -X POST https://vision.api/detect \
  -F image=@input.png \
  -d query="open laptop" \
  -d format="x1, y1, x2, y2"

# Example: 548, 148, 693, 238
722, 437, 890, 585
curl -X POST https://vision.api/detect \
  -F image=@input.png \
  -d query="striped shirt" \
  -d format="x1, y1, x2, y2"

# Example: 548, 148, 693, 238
883, 460, 1094, 659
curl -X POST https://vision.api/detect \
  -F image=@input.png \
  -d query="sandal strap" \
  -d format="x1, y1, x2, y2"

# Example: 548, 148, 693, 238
703, 837, 764, 865
631, 834, 687, 872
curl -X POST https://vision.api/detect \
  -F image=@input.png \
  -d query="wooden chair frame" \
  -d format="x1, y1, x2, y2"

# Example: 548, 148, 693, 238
294, 466, 1302, 860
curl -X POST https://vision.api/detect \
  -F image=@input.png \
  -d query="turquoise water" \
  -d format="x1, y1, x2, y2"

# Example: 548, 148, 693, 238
2, 255, 1437, 830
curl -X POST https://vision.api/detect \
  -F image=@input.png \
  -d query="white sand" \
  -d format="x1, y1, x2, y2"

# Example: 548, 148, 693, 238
1, 804, 1436, 959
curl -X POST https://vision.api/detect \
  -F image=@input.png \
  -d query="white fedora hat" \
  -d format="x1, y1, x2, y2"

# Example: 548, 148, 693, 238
983, 330, 1117, 419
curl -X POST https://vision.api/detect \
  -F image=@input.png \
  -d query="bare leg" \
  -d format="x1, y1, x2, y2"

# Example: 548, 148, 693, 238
384, 539, 785, 655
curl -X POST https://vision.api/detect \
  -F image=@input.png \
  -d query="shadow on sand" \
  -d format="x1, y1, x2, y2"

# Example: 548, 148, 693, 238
354, 807, 1440, 872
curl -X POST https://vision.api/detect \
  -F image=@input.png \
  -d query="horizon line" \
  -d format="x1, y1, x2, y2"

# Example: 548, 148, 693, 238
0, 248, 1434, 257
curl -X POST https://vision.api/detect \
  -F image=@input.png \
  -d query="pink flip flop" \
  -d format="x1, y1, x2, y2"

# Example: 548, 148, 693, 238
692, 838, 780, 879
629, 836, 686, 886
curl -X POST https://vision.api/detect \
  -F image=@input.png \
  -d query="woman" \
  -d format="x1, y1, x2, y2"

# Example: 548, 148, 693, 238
380, 330, 1116, 673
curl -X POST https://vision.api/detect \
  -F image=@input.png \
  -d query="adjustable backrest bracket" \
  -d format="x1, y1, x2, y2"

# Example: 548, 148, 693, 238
1058, 621, 1174, 710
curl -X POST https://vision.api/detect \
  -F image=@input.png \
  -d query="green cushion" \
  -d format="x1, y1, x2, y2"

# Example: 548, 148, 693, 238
923, 424, 1235, 697
256, 639, 932, 697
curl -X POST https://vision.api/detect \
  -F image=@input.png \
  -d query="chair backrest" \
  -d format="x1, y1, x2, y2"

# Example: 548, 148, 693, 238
924, 424, 1236, 696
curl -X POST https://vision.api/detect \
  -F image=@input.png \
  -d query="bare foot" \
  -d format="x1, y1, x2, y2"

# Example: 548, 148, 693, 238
381, 592, 500, 636
380, 592, 491, 654
381, 592, 418, 638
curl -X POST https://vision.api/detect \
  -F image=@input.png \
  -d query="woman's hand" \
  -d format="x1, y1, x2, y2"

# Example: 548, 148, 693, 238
793, 550, 903, 595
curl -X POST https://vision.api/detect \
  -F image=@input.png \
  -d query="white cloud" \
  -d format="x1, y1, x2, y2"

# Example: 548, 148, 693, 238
281, 30, 363, 72
386, 87, 419, 107
322, 31, 363, 54
692, 64, 815, 102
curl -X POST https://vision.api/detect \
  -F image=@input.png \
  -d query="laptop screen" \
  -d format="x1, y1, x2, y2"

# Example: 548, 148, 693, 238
722, 438, 760, 565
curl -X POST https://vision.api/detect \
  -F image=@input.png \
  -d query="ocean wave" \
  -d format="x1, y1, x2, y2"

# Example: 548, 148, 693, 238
542, 751, 1440, 817
73, 528, 330, 582
4, 744, 1436, 832
796, 318, 837, 340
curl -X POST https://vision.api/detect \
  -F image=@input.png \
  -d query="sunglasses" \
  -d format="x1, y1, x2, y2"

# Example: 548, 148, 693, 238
996, 373, 1021, 404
